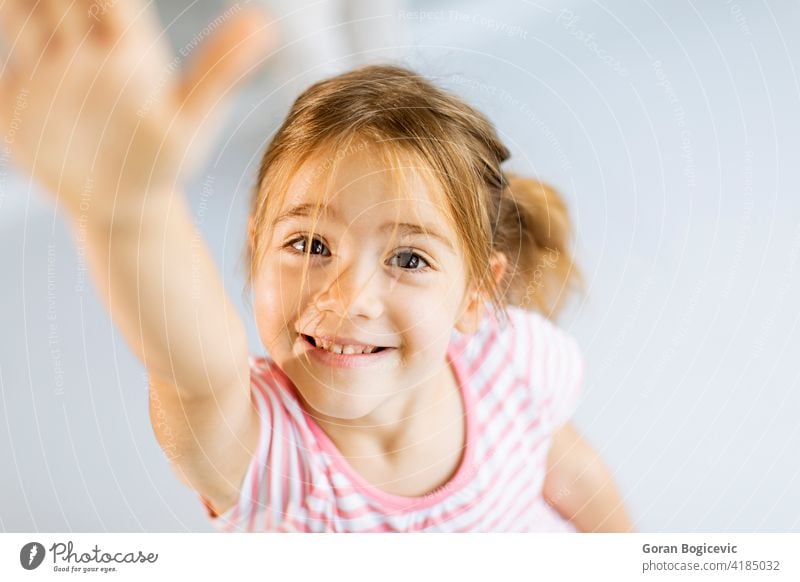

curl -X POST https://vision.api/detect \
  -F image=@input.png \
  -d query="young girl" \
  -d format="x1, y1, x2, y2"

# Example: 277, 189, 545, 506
1, 1, 633, 532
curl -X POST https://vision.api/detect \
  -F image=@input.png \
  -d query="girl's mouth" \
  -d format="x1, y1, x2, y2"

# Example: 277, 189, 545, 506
302, 334, 389, 354
300, 334, 396, 368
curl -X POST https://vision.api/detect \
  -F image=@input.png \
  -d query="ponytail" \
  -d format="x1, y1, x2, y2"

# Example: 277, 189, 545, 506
493, 174, 584, 319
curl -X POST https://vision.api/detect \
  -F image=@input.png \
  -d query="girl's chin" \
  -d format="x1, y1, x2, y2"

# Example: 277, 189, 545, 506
296, 385, 388, 420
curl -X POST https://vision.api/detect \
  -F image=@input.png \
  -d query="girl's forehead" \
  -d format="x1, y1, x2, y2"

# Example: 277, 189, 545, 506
277, 145, 455, 232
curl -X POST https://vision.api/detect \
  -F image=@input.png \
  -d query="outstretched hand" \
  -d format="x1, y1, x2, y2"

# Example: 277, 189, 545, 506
0, 0, 273, 215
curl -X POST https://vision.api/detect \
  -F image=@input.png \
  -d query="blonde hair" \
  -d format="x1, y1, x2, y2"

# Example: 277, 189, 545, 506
246, 65, 584, 322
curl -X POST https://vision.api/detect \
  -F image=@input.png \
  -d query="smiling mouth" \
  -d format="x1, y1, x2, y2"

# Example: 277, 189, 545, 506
301, 334, 390, 355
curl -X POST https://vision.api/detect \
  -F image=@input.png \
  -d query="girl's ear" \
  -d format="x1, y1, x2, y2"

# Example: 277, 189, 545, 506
454, 252, 507, 335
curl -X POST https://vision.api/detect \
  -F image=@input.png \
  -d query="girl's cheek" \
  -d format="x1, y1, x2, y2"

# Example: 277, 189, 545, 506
254, 258, 303, 320
261, 258, 326, 325
279, 262, 322, 308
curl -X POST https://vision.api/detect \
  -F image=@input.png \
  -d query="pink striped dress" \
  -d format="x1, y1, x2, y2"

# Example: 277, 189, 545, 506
199, 305, 585, 532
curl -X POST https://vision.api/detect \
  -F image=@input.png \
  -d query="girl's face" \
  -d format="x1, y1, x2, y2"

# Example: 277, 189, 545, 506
252, 145, 482, 420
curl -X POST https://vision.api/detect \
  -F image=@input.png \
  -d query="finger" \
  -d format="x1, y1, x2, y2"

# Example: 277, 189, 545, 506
0, 0, 44, 64
36, 0, 80, 52
87, 0, 161, 43
0, 64, 9, 125
30, 0, 68, 56
0, 4, 15, 72
38, 0, 94, 45
178, 6, 274, 122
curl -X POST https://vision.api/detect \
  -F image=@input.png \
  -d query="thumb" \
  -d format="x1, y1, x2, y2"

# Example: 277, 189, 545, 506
178, 5, 274, 123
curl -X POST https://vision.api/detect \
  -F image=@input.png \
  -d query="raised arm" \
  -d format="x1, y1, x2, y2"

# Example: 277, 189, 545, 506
0, 0, 272, 513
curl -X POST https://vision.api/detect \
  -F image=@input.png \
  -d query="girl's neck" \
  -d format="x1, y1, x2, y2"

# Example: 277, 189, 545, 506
304, 360, 456, 456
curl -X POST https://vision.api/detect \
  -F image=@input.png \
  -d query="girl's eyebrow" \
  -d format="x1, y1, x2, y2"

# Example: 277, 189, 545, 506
379, 222, 455, 252
272, 203, 341, 227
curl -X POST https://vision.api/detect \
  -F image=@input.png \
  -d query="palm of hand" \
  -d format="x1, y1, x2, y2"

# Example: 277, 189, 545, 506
0, 0, 272, 210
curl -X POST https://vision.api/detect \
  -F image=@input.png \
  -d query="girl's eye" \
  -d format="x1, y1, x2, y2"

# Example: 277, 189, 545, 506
285, 238, 429, 273
288, 236, 331, 257
389, 250, 430, 272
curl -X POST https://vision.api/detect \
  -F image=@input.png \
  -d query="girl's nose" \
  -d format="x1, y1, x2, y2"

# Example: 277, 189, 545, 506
314, 259, 384, 320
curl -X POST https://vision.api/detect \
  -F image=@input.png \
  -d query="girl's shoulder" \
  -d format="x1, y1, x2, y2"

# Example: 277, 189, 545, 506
460, 303, 581, 365
243, 354, 311, 429
463, 303, 585, 430
247, 353, 293, 392
504, 304, 582, 361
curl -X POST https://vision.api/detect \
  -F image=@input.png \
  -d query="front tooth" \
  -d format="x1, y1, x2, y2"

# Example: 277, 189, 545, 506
342, 345, 356, 355
331, 343, 344, 354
